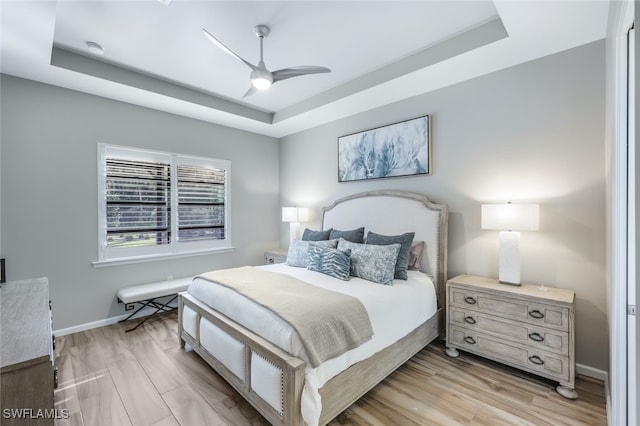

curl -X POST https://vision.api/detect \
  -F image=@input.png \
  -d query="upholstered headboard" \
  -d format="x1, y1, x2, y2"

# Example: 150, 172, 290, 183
322, 190, 448, 303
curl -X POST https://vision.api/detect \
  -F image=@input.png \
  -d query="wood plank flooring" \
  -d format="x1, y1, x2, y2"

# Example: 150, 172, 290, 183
53, 312, 607, 426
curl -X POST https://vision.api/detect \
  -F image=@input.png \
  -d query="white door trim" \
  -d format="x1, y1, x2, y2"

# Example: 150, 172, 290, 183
607, 2, 633, 425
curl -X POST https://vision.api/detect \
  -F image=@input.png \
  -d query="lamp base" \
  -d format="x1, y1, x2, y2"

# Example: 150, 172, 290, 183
289, 222, 300, 246
498, 231, 521, 285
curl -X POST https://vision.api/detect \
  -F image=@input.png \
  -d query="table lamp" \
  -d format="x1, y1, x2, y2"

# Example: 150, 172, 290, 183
481, 203, 539, 285
282, 207, 309, 246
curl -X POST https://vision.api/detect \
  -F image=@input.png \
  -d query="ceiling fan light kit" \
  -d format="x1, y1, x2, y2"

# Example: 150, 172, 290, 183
202, 24, 330, 98
250, 68, 273, 90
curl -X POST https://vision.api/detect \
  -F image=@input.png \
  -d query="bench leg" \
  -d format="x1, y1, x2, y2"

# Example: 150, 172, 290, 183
121, 295, 178, 332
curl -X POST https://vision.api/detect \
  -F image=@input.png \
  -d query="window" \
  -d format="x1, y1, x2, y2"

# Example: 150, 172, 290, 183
96, 144, 232, 265
177, 164, 226, 242
105, 158, 171, 248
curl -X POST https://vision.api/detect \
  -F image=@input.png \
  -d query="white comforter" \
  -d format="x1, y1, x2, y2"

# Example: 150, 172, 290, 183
188, 264, 437, 426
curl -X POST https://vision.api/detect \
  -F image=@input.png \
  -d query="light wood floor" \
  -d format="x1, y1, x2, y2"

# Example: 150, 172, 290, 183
53, 312, 607, 426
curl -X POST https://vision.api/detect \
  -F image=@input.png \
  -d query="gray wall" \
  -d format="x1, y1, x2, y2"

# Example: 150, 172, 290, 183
0, 75, 280, 330
279, 41, 608, 370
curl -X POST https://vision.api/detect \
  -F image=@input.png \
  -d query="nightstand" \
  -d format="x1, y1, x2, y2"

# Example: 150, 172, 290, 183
264, 248, 288, 265
445, 274, 577, 399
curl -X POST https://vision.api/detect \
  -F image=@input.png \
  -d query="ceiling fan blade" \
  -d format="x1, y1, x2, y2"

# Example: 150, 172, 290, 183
242, 85, 258, 98
272, 66, 331, 83
202, 28, 257, 71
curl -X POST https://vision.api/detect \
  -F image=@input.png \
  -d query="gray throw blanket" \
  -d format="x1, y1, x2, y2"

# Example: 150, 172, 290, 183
197, 266, 373, 367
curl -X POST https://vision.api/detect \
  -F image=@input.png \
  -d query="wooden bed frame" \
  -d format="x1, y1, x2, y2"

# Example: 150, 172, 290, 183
178, 190, 448, 425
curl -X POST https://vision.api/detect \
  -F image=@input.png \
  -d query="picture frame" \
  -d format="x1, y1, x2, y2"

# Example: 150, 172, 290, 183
338, 115, 431, 182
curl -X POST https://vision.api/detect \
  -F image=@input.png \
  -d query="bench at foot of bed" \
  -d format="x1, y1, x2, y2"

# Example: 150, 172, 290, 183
117, 277, 192, 332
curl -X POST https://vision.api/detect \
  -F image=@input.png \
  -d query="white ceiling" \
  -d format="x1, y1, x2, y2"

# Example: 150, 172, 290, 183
1, 1, 611, 138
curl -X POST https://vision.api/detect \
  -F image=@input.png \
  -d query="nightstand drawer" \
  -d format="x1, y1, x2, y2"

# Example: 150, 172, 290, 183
449, 308, 569, 356
264, 249, 287, 265
449, 325, 570, 382
449, 287, 570, 332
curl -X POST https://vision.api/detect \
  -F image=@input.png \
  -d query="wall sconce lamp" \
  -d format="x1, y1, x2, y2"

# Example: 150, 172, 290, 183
481, 203, 539, 285
282, 207, 309, 246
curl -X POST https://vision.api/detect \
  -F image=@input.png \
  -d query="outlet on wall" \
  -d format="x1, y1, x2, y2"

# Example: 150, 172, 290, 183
125, 304, 135, 311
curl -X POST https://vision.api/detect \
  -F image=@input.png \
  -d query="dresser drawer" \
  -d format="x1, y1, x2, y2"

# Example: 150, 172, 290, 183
449, 325, 570, 382
449, 308, 569, 356
449, 286, 569, 332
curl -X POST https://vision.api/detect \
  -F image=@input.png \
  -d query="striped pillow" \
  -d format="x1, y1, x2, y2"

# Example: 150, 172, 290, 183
307, 244, 351, 281
286, 239, 338, 267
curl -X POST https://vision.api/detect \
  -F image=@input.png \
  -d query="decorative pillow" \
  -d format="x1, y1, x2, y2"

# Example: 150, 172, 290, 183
337, 239, 401, 285
307, 244, 351, 281
286, 239, 338, 267
408, 241, 425, 271
301, 228, 332, 241
329, 227, 365, 243
366, 231, 415, 280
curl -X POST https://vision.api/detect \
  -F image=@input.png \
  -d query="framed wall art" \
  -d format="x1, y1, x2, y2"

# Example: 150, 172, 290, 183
338, 115, 431, 182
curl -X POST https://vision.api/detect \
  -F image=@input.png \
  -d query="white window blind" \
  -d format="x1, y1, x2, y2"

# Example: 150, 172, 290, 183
96, 144, 232, 265
106, 159, 171, 247
177, 164, 226, 242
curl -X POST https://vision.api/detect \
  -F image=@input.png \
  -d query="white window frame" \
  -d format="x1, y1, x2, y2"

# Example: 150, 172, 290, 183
93, 144, 233, 267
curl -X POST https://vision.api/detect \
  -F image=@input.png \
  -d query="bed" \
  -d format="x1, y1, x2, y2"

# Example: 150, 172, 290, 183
178, 190, 448, 426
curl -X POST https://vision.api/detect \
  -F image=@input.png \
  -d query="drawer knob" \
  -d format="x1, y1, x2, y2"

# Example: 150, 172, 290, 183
528, 309, 545, 319
464, 336, 476, 345
464, 316, 476, 325
528, 355, 544, 365
464, 296, 477, 305
267, 258, 274, 264
528, 332, 544, 342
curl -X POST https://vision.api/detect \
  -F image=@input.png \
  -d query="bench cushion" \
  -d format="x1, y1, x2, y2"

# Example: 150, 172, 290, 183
117, 277, 192, 304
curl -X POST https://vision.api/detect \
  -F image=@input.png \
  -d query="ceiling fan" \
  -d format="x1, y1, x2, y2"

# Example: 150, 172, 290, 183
202, 24, 331, 98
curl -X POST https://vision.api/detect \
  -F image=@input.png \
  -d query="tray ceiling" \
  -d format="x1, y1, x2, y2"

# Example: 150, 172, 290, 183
1, 1, 610, 137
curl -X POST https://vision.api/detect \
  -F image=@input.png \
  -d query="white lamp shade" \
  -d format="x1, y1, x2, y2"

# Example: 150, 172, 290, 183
282, 207, 309, 223
297, 207, 309, 222
282, 207, 297, 222
481, 204, 539, 231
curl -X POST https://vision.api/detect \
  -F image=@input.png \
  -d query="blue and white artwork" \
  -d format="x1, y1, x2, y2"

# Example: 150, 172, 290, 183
338, 115, 430, 182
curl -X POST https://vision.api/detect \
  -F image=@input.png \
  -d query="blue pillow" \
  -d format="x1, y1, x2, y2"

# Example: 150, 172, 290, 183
286, 239, 338, 267
301, 228, 332, 241
366, 231, 415, 280
307, 244, 351, 281
329, 227, 365, 243
337, 239, 401, 285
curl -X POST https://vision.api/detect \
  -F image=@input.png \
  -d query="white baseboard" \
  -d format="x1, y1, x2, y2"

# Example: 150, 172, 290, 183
576, 362, 608, 382
53, 303, 177, 336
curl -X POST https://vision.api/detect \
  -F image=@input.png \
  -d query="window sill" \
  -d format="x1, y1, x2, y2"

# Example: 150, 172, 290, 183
92, 246, 235, 268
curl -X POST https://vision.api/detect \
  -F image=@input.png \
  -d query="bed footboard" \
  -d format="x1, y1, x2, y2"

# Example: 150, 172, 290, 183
178, 292, 305, 426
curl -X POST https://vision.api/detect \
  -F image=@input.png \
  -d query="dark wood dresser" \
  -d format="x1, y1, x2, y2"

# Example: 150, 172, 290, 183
1, 277, 55, 425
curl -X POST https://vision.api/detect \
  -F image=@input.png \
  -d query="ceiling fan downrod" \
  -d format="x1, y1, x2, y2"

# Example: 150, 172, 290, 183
254, 25, 270, 66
